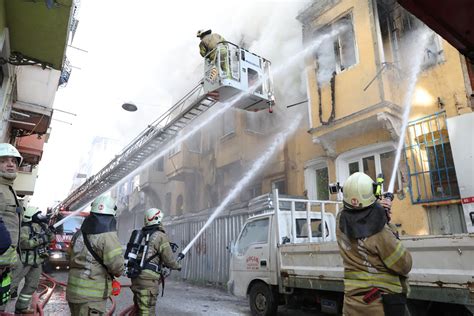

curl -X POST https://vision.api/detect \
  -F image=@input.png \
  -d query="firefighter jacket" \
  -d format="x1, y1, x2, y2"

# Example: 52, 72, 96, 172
19, 222, 53, 266
133, 227, 180, 282
0, 177, 20, 267
66, 231, 124, 303
336, 211, 412, 297
0, 217, 11, 256
199, 33, 225, 60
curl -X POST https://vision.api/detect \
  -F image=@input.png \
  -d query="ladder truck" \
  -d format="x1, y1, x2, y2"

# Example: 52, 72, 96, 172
55, 41, 275, 213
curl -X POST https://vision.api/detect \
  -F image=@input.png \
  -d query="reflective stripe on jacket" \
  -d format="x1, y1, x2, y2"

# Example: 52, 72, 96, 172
0, 246, 16, 266
66, 231, 124, 303
336, 212, 412, 296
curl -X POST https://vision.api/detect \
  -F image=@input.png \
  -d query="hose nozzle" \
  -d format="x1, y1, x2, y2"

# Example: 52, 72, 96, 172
177, 252, 185, 262
384, 192, 394, 201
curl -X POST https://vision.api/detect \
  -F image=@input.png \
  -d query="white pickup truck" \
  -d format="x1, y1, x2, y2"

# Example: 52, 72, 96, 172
228, 190, 474, 316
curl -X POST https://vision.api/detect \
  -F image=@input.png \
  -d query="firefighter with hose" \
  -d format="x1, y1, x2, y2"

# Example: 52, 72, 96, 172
124, 207, 182, 315
66, 195, 124, 315
336, 172, 412, 315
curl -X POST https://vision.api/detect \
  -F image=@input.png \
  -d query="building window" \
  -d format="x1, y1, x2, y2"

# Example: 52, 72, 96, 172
186, 130, 202, 153
155, 157, 164, 172
336, 142, 401, 193
315, 13, 357, 82
271, 178, 287, 195
222, 110, 235, 137
304, 159, 329, 200
376, 2, 444, 67
165, 192, 172, 213
242, 183, 262, 201
168, 142, 181, 157
245, 111, 265, 134
315, 167, 329, 200
404, 111, 459, 203
176, 194, 183, 216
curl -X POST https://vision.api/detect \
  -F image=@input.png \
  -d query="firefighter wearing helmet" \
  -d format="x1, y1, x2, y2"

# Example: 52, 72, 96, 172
0, 143, 23, 310
11, 206, 53, 314
66, 195, 124, 316
128, 207, 181, 315
197, 29, 231, 77
336, 172, 412, 316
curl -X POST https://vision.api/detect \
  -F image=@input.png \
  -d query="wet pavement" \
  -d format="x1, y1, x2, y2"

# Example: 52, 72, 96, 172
7, 270, 321, 315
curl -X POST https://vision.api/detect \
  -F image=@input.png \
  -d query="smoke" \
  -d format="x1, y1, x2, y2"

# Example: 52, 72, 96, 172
31, 0, 312, 211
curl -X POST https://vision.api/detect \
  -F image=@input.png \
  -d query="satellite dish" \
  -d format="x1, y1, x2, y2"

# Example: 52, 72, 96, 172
122, 102, 138, 112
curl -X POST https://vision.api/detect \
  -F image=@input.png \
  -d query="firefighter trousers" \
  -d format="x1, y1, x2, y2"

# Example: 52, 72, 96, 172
131, 278, 159, 316
68, 300, 107, 316
11, 263, 41, 311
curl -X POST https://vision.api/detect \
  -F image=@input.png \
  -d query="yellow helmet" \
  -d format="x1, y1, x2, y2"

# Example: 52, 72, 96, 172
90, 195, 117, 216
23, 206, 41, 223
144, 208, 164, 227
343, 172, 377, 210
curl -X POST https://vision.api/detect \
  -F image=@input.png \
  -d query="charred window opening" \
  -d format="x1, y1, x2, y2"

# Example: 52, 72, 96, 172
376, 0, 444, 68
314, 14, 357, 83
271, 178, 287, 195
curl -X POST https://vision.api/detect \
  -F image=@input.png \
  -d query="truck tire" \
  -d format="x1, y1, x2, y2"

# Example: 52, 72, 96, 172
249, 282, 277, 316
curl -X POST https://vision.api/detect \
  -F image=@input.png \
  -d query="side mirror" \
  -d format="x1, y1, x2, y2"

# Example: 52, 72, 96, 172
227, 240, 236, 253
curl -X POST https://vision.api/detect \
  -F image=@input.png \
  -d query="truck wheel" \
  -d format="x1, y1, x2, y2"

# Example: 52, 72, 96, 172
249, 282, 277, 316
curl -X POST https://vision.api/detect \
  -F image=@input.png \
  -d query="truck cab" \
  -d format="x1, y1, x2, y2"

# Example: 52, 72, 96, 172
203, 41, 275, 112
228, 193, 338, 315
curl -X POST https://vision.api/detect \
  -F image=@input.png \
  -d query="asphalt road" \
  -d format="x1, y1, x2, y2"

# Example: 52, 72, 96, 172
7, 270, 321, 315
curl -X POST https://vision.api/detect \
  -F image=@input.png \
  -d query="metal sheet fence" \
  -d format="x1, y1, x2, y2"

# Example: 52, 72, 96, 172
163, 204, 266, 285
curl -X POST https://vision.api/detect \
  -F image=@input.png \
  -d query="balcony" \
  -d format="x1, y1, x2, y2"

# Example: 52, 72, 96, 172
15, 132, 46, 165
308, 102, 402, 157
166, 150, 200, 181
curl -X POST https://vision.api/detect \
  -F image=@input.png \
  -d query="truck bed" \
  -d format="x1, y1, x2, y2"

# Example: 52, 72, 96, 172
278, 233, 474, 306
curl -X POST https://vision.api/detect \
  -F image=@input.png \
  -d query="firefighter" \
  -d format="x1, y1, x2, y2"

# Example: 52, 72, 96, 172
130, 208, 181, 315
197, 29, 229, 78
0, 143, 23, 310
10, 206, 53, 314
66, 195, 124, 316
336, 172, 412, 316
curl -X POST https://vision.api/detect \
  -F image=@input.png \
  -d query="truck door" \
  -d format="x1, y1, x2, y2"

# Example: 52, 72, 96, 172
231, 217, 271, 295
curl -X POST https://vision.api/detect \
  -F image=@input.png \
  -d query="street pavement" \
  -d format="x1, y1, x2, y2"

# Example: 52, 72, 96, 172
12, 270, 321, 315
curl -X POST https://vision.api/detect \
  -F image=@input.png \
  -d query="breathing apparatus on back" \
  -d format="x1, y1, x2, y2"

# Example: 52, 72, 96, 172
124, 208, 179, 278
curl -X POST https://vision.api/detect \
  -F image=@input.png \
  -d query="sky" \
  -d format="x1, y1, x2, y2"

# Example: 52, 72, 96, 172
30, 0, 311, 209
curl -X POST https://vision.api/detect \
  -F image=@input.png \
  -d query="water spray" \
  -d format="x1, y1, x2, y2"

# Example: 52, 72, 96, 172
387, 28, 432, 194
178, 113, 303, 259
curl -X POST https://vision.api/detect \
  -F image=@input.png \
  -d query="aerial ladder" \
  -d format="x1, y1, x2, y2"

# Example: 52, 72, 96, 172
57, 42, 275, 212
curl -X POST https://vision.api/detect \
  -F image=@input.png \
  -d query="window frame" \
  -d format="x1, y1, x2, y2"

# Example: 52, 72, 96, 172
314, 11, 359, 78
335, 142, 401, 191
304, 158, 329, 200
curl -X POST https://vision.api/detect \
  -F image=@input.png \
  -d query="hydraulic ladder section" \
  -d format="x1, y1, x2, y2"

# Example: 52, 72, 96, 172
60, 83, 218, 211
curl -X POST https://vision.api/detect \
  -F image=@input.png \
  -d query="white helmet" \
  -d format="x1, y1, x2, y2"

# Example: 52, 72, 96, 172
90, 195, 117, 216
144, 208, 164, 227
0, 143, 23, 166
196, 29, 211, 38
343, 172, 377, 210
23, 206, 41, 223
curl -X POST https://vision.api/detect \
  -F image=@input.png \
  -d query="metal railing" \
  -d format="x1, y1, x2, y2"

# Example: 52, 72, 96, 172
272, 189, 341, 244
404, 111, 460, 203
